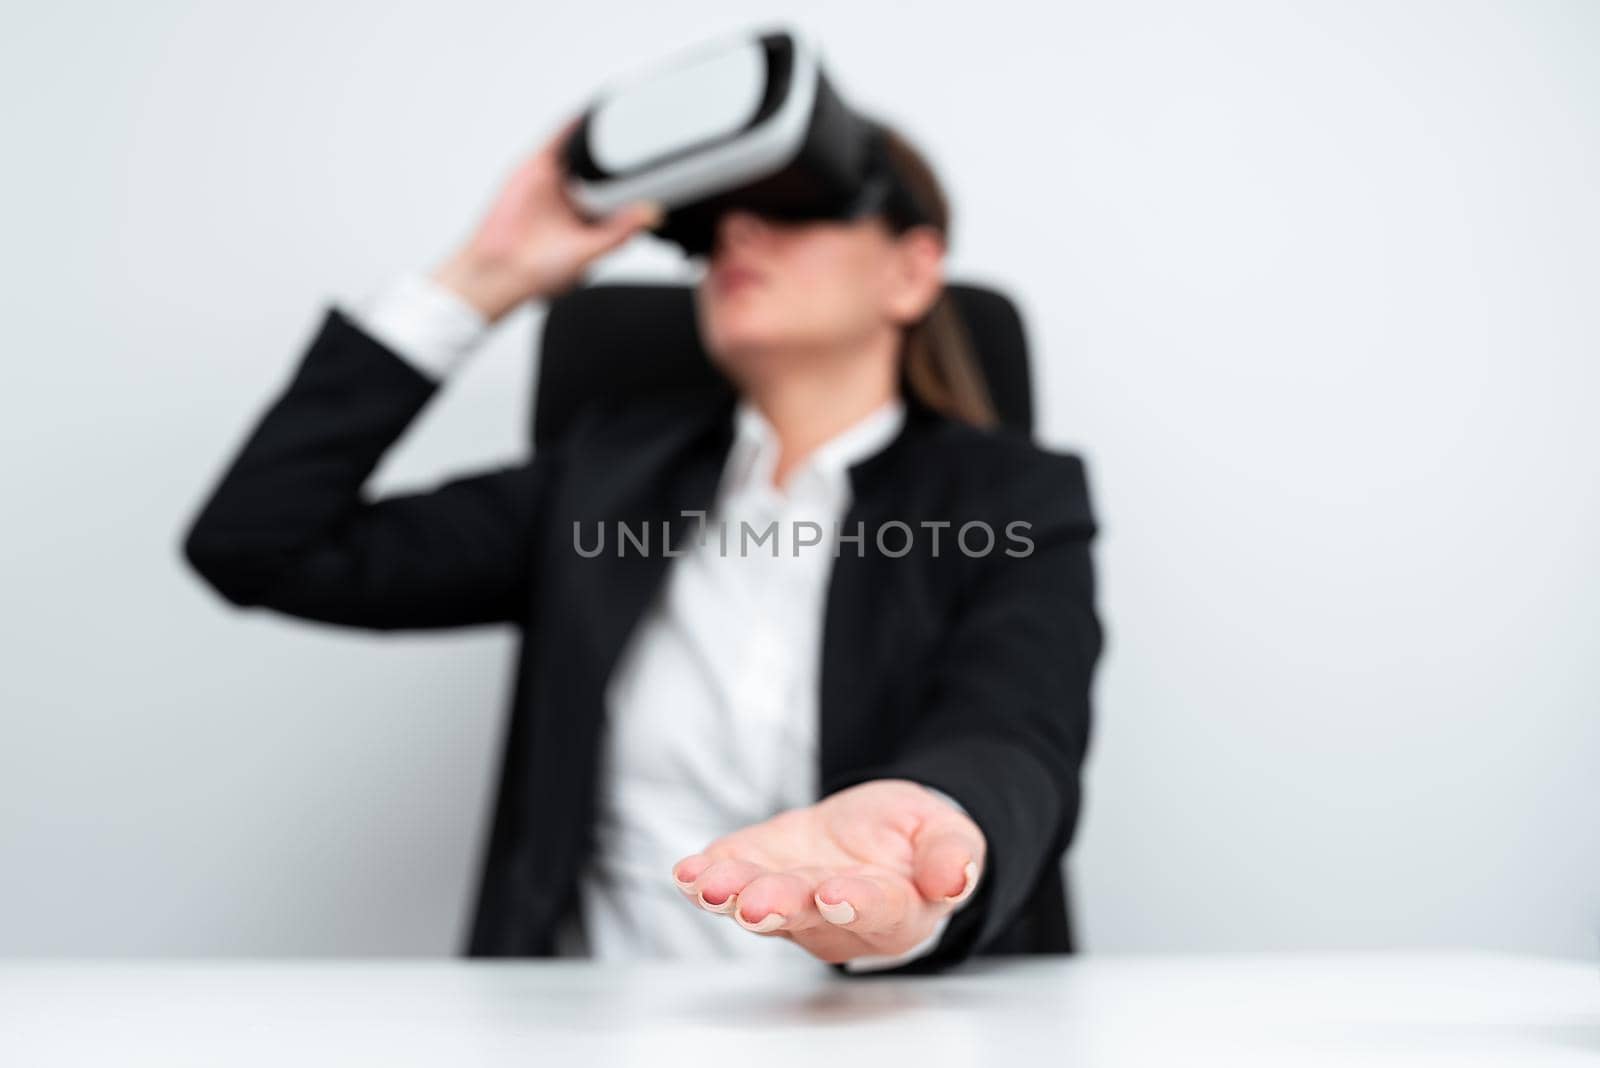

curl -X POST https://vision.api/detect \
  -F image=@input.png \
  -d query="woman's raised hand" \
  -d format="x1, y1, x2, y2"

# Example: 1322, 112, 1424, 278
430, 115, 664, 323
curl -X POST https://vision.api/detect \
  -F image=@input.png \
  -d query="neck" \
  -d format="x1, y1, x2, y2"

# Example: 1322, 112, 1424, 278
737, 342, 900, 489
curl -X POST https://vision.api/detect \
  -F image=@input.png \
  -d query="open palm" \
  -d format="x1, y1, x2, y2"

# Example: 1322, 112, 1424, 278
670, 779, 985, 965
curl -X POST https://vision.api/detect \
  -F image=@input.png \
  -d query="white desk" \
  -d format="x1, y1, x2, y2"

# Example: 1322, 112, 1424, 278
2, 953, 1595, 1066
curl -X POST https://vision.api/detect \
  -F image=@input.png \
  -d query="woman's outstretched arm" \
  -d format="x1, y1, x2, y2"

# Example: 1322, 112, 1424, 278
672, 451, 1102, 972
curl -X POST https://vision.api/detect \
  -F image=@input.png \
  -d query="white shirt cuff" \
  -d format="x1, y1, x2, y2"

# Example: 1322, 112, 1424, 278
348, 270, 489, 380
841, 785, 979, 973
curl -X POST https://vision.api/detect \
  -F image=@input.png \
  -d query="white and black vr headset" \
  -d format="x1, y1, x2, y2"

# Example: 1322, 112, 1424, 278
561, 24, 934, 257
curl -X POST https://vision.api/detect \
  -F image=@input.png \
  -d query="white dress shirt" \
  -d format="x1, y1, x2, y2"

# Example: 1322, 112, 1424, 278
351, 271, 976, 972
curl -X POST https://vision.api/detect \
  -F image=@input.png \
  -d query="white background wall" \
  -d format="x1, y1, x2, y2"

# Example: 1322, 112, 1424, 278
2, 0, 1595, 958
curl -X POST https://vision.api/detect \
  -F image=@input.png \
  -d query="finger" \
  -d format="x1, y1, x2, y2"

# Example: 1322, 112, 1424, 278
684, 857, 767, 916
812, 873, 907, 938
911, 825, 984, 906
671, 853, 713, 890
729, 871, 814, 935
669, 838, 758, 887
581, 200, 664, 256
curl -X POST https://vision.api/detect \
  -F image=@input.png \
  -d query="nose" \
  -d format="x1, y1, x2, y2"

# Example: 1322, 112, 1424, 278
711, 209, 766, 256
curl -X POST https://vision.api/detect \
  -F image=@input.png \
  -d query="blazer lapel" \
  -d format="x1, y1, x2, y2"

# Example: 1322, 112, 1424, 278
570, 385, 737, 685
817, 400, 938, 791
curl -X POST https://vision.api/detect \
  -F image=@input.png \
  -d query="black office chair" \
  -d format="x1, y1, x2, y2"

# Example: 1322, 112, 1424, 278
531, 282, 1034, 448
527, 281, 1075, 954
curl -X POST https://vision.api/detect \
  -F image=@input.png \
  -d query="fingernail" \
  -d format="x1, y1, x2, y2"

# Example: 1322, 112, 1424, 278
815, 893, 856, 925
943, 860, 981, 905
697, 890, 738, 915
736, 910, 787, 933
672, 872, 695, 893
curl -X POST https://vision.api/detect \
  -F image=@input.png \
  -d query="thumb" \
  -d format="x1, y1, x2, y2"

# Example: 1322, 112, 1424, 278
911, 821, 984, 907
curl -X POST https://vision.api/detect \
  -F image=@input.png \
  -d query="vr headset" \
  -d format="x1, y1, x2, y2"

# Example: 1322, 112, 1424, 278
561, 25, 935, 257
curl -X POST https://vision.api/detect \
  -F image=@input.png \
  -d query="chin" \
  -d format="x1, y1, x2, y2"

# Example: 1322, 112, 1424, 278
706, 337, 779, 384
703, 311, 781, 364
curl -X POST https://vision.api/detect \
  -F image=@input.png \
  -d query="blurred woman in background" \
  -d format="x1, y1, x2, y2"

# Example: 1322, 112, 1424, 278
183, 111, 1101, 974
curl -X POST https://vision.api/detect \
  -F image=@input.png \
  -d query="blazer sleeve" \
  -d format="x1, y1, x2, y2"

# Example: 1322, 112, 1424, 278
825, 450, 1102, 973
181, 305, 562, 631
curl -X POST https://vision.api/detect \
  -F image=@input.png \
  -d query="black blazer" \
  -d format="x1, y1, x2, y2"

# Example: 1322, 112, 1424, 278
182, 306, 1103, 974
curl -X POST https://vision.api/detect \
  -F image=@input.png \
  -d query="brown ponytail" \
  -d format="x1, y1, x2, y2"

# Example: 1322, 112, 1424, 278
877, 122, 999, 429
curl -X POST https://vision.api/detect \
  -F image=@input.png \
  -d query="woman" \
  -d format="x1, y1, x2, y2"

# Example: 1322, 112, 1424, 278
183, 112, 1102, 975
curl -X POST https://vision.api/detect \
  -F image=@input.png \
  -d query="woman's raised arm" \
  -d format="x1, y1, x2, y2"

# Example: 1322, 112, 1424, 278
181, 114, 662, 630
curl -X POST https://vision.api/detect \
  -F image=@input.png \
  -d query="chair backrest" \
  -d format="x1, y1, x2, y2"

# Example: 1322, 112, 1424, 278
532, 282, 1034, 448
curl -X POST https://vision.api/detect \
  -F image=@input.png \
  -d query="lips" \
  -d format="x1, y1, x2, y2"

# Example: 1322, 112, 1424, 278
711, 263, 765, 293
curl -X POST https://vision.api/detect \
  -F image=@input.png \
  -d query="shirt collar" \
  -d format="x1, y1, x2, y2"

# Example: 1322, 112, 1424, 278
724, 395, 907, 504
